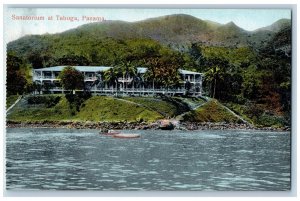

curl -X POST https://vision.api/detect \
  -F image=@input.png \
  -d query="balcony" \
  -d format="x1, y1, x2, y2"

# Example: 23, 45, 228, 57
118, 78, 133, 82
33, 75, 59, 80
84, 77, 96, 81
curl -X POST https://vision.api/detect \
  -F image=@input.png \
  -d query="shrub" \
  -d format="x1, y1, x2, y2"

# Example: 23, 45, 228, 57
65, 91, 92, 112
257, 114, 286, 127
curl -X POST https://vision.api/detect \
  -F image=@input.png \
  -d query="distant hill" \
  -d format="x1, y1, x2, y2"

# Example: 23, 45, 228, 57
8, 14, 291, 56
255, 19, 291, 32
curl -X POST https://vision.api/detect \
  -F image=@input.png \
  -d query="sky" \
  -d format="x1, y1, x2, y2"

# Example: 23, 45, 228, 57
4, 7, 291, 43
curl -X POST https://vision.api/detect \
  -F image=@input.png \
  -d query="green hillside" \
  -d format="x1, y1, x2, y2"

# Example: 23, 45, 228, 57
76, 96, 163, 122
122, 96, 190, 118
182, 99, 241, 123
6, 95, 20, 109
255, 18, 291, 32
8, 14, 291, 58
7, 95, 194, 123
6, 14, 291, 127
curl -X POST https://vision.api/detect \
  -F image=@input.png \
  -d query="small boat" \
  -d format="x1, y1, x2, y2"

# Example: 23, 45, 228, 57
100, 129, 120, 135
113, 133, 141, 138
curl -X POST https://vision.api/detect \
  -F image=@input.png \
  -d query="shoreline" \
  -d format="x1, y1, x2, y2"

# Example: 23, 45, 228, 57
6, 120, 290, 132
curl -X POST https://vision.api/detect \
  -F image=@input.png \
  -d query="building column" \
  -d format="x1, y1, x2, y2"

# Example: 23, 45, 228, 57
40, 81, 43, 94
200, 76, 203, 96
51, 80, 53, 94
152, 80, 154, 96
193, 74, 195, 96
182, 73, 185, 91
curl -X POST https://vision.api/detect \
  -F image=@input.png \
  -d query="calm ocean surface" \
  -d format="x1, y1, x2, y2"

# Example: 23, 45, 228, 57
6, 128, 290, 191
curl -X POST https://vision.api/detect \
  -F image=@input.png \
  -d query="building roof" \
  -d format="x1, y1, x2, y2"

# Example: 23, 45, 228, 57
179, 69, 202, 75
34, 66, 202, 75
34, 66, 111, 72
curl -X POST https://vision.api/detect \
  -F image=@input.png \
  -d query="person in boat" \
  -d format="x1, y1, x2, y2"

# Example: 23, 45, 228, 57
108, 130, 119, 134
100, 129, 120, 135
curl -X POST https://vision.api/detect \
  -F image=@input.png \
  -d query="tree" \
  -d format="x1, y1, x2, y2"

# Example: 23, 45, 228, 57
7, 69, 27, 95
204, 57, 229, 99
43, 82, 54, 94
32, 82, 42, 94
103, 68, 118, 93
144, 50, 182, 91
27, 51, 45, 68
7, 51, 23, 71
189, 42, 205, 67
134, 72, 144, 93
56, 54, 91, 66
6, 52, 28, 95
256, 26, 291, 116
116, 61, 137, 91
241, 65, 263, 100
88, 72, 103, 91
59, 66, 84, 94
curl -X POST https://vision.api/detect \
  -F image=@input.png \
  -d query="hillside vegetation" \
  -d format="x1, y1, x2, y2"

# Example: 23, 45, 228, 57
7, 95, 191, 123
7, 95, 242, 124
182, 100, 241, 123
6, 14, 291, 127
6, 95, 20, 109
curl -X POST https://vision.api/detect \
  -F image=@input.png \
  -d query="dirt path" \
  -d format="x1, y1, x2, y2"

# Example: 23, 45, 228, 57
6, 95, 22, 114
218, 104, 253, 125
175, 96, 253, 126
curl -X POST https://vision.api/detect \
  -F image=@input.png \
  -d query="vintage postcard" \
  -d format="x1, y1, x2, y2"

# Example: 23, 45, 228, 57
4, 6, 292, 191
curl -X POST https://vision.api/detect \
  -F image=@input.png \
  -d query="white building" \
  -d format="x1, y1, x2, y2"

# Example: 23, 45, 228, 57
32, 66, 203, 96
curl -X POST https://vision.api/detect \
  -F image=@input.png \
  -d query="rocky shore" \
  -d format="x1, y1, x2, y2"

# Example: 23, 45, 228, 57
179, 122, 290, 131
6, 120, 290, 131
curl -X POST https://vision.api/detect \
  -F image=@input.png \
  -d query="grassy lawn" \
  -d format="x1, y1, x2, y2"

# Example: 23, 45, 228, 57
223, 102, 254, 124
7, 94, 287, 127
173, 97, 206, 108
182, 99, 240, 123
7, 95, 74, 122
7, 95, 163, 123
6, 95, 21, 109
76, 96, 163, 122
123, 97, 179, 117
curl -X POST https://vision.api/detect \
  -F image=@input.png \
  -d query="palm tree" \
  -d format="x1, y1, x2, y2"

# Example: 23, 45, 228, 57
95, 72, 104, 90
134, 72, 144, 95
144, 69, 156, 95
205, 66, 227, 98
88, 71, 103, 92
129, 66, 138, 91
116, 61, 137, 93
103, 68, 118, 95
204, 56, 229, 99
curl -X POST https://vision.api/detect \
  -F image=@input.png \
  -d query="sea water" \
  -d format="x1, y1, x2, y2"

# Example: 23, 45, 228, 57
6, 128, 291, 191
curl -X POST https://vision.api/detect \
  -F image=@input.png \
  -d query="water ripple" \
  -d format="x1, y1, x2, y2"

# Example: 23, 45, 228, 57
6, 128, 291, 191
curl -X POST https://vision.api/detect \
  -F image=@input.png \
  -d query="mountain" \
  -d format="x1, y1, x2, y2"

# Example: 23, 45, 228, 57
260, 23, 291, 58
58, 14, 251, 47
255, 19, 291, 32
61, 14, 217, 46
7, 14, 291, 58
